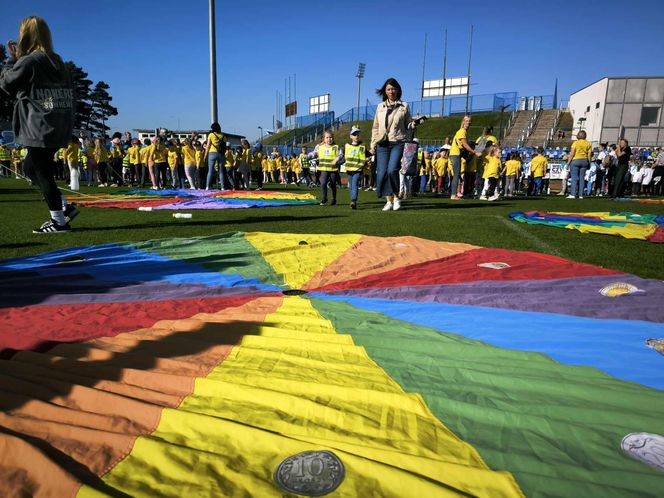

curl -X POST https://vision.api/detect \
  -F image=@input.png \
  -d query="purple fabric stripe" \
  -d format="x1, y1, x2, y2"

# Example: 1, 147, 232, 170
323, 274, 664, 323
2, 277, 266, 307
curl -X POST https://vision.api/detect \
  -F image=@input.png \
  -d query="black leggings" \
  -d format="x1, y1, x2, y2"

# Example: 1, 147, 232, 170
23, 147, 62, 211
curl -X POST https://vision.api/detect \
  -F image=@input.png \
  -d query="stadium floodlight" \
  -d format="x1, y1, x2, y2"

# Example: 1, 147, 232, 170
356, 63, 366, 121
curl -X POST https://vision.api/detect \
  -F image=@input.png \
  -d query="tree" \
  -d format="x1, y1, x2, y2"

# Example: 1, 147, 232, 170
65, 61, 94, 131
90, 81, 118, 138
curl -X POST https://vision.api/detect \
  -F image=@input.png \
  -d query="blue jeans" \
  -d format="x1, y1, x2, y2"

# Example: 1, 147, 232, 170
569, 159, 589, 197
347, 171, 361, 202
450, 155, 462, 196
533, 177, 542, 195
206, 152, 233, 189
375, 142, 404, 198
420, 175, 428, 193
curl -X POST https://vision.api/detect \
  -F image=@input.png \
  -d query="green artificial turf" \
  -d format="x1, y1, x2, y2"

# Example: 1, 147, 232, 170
1, 178, 662, 279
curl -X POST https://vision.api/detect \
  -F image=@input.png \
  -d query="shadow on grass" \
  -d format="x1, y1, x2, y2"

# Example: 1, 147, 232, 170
0, 242, 45, 250
71, 215, 338, 232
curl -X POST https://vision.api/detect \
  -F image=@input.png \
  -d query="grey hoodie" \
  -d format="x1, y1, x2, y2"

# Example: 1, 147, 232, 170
0, 51, 74, 148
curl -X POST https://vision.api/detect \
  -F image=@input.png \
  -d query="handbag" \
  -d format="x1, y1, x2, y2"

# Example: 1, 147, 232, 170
400, 127, 419, 176
400, 142, 419, 176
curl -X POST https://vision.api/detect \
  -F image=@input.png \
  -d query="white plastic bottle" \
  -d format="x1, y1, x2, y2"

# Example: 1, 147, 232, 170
173, 213, 192, 219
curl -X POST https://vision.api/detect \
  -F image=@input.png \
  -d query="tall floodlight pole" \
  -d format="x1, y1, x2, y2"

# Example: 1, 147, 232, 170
420, 33, 427, 116
209, 0, 218, 123
465, 24, 473, 115
356, 63, 366, 122
442, 29, 447, 117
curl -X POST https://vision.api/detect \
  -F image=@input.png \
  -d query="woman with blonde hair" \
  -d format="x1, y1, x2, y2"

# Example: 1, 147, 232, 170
0, 16, 76, 232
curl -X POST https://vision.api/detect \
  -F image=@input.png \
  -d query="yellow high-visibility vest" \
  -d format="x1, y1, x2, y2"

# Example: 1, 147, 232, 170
344, 144, 365, 172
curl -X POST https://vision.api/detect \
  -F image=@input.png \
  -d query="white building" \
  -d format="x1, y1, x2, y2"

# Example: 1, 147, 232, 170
133, 128, 245, 148
569, 77, 664, 146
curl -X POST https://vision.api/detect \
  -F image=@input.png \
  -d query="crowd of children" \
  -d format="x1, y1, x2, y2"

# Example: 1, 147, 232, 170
3, 128, 663, 207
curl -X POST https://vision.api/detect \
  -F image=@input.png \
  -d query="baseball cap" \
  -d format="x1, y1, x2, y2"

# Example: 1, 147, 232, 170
350, 125, 361, 135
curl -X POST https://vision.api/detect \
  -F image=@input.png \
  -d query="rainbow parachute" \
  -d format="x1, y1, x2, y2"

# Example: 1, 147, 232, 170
67, 189, 318, 209
1, 232, 663, 497
510, 211, 664, 243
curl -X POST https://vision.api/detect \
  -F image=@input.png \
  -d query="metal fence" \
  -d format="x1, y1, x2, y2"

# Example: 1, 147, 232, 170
334, 92, 518, 123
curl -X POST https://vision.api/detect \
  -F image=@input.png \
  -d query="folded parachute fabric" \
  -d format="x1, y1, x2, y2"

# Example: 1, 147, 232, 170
510, 210, 664, 243
1, 232, 663, 497
66, 189, 319, 210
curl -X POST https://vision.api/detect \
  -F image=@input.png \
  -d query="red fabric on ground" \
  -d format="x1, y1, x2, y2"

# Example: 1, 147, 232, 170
0, 294, 266, 351
314, 248, 622, 291
647, 226, 664, 243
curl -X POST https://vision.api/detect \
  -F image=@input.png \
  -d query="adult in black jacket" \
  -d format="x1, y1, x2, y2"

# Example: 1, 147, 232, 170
0, 16, 76, 233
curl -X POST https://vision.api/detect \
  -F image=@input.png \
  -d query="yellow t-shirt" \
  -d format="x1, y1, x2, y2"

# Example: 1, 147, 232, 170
95, 146, 109, 162
530, 155, 548, 178
182, 145, 196, 165
65, 143, 80, 162
224, 150, 235, 168
505, 160, 521, 176
153, 144, 168, 163
139, 146, 149, 164
167, 146, 179, 168
208, 132, 225, 153
195, 149, 204, 168
483, 156, 501, 179
128, 145, 141, 165
572, 139, 592, 161
450, 128, 467, 156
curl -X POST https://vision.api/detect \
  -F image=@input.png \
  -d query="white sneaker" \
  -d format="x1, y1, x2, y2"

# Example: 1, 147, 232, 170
579, 196, 584, 199
566, 195, 575, 199
489, 195, 499, 201
479, 195, 488, 200
382, 201, 393, 211
393, 198, 401, 211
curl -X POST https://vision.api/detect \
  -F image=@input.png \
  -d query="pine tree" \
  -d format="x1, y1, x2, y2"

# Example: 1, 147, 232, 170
64, 61, 95, 131
90, 81, 118, 138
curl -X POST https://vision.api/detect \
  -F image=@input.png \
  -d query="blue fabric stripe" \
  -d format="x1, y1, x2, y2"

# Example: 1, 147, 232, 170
312, 293, 664, 391
0, 244, 281, 292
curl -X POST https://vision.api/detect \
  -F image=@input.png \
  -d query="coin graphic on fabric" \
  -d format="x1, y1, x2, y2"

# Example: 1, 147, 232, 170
621, 432, 664, 472
477, 262, 511, 270
599, 282, 643, 297
274, 450, 345, 496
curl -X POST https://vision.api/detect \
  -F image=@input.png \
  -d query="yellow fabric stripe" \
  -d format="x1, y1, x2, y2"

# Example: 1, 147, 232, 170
245, 232, 362, 290
78, 296, 523, 497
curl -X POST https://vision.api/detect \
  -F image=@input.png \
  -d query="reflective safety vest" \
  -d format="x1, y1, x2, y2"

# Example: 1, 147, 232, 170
122, 153, 131, 167
317, 144, 339, 172
344, 143, 365, 172
298, 153, 308, 169
0, 146, 10, 161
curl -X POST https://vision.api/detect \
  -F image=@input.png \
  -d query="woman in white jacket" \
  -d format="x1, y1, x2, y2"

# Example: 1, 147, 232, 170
370, 78, 424, 211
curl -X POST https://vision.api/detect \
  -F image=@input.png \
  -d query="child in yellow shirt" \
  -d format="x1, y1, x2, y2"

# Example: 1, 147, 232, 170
480, 146, 502, 201
65, 135, 81, 191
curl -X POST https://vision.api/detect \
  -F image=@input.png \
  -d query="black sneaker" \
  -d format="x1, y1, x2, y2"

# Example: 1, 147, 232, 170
350, 201, 357, 210
33, 219, 71, 234
64, 204, 79, 223
330, 199, 337, 206
319, 201, 327, 206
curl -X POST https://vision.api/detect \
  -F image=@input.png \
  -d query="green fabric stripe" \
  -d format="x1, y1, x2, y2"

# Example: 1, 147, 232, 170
132, 232, 285, 287
311, 297, 664, 498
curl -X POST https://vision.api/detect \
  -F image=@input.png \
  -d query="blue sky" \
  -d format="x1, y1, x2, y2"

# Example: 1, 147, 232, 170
4, 0, 664, 141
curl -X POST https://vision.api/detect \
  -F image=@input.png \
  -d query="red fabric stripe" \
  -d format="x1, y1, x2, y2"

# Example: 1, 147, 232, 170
314, 248, 622, 291
647, 226, 664, 243
0, 294, 266, 352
